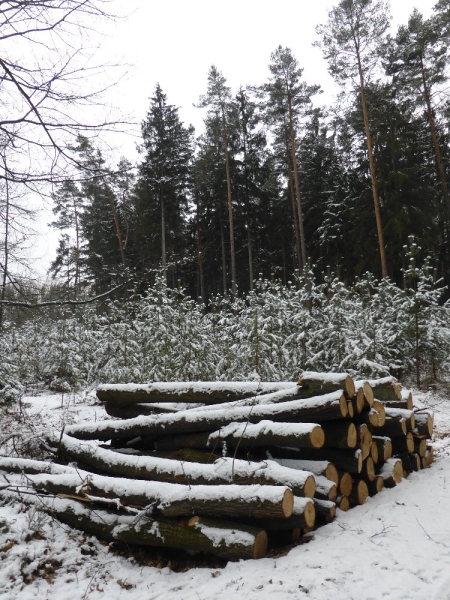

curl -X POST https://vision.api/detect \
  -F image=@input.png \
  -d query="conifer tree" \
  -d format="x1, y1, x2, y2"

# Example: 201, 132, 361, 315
316, 0, 391, 278
261, 46, 321, 272
135, 84, 194, 285
198, 67, 239, 297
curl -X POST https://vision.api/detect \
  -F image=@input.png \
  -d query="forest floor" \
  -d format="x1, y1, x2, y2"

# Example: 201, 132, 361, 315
0, 383, 450, 600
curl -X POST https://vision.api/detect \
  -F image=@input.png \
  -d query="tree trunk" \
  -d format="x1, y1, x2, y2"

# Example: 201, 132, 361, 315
357, 57, 388, 277
30, 472, 295, 520
154, 421, 325, 452
372, 436, 393, 462
222, 114, 237, 297
55, 436, 316, 498
288, 92, 307, 269
69, 392, 349, 443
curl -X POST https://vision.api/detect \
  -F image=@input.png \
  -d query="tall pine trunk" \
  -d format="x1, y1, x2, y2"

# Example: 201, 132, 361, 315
357, 59, 388, 278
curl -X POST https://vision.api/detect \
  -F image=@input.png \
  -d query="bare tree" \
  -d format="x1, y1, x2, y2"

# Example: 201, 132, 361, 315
0, 0, 123, 186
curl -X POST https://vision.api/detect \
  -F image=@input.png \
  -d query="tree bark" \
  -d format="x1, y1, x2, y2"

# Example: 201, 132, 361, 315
68, 392, 349, 443
357, 57, 388, 277
55, 436, 316, 498
154, 421, 325, 452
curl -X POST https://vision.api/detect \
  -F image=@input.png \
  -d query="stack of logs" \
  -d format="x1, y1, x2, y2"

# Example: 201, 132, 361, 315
0, 374, 434, 561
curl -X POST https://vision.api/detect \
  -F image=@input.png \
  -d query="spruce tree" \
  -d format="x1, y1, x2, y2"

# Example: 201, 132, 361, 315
134, 84, 194, 286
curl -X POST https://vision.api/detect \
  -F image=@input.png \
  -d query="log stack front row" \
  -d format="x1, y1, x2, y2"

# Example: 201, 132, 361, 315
0, 374, 434, 561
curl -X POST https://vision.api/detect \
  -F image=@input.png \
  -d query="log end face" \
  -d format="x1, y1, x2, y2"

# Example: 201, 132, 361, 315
339, 395, 348, 418
363, 381, 374, 405
253, 530, 268, 560
311, 426, 325, 449
344, 375, 356, 399
325, 464, 339, 486
304, 500, 316, 529
347, 423, 357, 449
282, 489, 295, 518
357, 480, 369, 505
304, 475, 316, 499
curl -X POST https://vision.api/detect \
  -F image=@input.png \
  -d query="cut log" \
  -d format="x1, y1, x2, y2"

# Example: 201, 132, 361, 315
371, 441, 379, 464
366, 475, 384, 495
413, 411, 434, 437
375, 416, 407, 437
409, 453, 422, 472
413, 437, 427, 458
104, 402, 183, 419
313, 499, 336, 524
2, 491, 269, 561
297, 372, 355, 398
352, 388, 365, 414
423, 447, 434, 468
337, 471, 352, 497
369, 378, 402, 402
361, 456, 375, 482
355, 400, 385, 428
268, 458, 339, 486
372, 436, 393, 462
65, 391, 349, 443
379, 458, 403, 488
321, 422, 357, 450
150, 449, 221, 464
336, 495, 350, 511
347, 400, 355, 419
349, 480, 369, 506
56, 435, 316, 497
286, 448, 363, 475
357, 423, 372, 460
314, 475, 337, 501
252, 498, 316, 532
385, 408, 415, 432
354, 380, 375, 407
377, 388, 413, 410
154, 421, 325, 452
97, 381, 297, 406
30, 472, 295, 520
391, 432, 414, 455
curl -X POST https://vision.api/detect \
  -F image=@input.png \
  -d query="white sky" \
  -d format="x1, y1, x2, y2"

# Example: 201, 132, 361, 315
34, 0, 436, 274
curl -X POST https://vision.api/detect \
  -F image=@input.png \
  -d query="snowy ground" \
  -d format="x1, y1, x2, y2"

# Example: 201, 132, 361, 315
1, 386, 450, 600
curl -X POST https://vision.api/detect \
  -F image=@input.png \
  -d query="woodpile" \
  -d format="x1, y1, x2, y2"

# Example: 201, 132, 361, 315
0, 374, 434, 562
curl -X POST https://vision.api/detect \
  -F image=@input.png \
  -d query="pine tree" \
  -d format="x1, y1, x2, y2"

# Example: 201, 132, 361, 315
316, 0, 391, 277
261, 46, 321, 272
198, 67, 239, 297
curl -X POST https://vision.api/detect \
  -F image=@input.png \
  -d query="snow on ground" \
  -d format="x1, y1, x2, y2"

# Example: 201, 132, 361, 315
1, 386, 450, 600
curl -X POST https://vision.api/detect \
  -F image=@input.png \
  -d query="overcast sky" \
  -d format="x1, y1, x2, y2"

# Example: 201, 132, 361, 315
105, 0, 435, 157
35, 0, 436, 273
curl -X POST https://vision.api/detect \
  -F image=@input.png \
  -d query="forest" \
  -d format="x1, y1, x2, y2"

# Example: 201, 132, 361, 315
1, 0, 450, 398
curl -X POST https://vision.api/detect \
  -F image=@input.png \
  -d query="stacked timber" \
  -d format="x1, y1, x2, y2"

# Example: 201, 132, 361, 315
0, 374, 434, 562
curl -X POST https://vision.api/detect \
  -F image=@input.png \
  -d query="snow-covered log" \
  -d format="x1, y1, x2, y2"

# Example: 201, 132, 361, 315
96, 382, 297, 406
378, 458, 403, 487
413, 411, 434, 437
55, 435, 316, 497
297, 372, 355, 399
372, 436, 393, 462
285, 448, 363, 475
154, 421, 325, 452
349, 479, 369, 506
247, 497, 316, 532
64, 391, 349, 442
391, 432, 414, 455
314, 475, 337, 501
357, 423, 372, 460
313, 498, 336, 524
29, 472, 295, 520
269, 458, 339, 486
